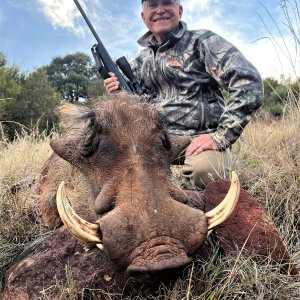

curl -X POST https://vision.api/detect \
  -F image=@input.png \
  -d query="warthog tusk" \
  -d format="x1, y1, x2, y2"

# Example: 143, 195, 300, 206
56, 181, 103, 248
205, 171, 240, 231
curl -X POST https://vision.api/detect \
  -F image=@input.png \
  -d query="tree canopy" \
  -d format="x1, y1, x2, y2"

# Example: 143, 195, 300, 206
263, 77, 299, 116
14, 68, 60, 131
0, 52, 105, 139
0, 52, 24, 104
43, 52, 104, 101
0, 53, 60, 139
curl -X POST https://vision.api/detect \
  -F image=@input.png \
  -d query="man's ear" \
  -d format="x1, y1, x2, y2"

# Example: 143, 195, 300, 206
179, 5, 183, 18
141, 11, 146, 23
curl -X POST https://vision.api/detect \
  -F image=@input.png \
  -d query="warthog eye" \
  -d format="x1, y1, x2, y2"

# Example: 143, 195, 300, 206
81, 134, 100, 157
80, 117, 101, 157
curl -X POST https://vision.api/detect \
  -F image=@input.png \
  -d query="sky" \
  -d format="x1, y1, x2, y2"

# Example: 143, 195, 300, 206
0, 0, 299, 80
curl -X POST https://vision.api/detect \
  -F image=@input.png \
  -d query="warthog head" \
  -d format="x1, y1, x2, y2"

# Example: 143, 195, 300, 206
51, 94, 239, 281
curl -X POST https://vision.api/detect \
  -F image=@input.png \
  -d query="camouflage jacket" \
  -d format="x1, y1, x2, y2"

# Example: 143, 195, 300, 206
131, 21, 263, 150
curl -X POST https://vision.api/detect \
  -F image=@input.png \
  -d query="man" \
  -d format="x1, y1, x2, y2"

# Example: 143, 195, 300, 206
104, 0, 263, 189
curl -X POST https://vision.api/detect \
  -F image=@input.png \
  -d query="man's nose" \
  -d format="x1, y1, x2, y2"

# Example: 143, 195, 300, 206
156, 4, 167, 12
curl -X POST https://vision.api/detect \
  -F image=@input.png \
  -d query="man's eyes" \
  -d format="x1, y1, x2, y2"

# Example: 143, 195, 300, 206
147, 1, 176, 8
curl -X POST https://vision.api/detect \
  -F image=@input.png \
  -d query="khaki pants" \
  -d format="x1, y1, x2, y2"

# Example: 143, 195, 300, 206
180, 149, 232, 189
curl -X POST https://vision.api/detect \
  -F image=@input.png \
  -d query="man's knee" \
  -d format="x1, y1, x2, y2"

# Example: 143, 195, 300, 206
181, 149, 231, 189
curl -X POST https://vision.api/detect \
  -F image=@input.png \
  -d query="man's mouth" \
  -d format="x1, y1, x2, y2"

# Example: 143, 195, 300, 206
153, 17, 170, 23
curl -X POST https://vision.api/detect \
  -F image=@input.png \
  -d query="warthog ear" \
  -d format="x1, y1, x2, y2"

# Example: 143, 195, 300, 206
50, 103, 96, 162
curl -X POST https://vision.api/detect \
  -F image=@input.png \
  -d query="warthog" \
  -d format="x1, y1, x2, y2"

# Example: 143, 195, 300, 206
51, 93, 239, 281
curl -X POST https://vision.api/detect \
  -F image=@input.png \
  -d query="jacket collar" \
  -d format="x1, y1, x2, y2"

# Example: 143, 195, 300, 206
137, 21, 187, 48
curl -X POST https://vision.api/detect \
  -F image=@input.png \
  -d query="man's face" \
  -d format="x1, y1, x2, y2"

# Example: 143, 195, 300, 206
141, 0, 183, 43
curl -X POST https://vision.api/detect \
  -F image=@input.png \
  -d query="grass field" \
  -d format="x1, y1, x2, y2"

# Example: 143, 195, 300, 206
0, 100, 299, 299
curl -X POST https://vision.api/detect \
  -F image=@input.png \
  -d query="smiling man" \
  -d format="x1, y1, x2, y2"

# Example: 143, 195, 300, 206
104, 0, 263, 189
141, 0, 183, 43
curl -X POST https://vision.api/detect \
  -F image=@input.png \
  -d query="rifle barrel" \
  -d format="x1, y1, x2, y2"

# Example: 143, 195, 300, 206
73, 0, 103, 46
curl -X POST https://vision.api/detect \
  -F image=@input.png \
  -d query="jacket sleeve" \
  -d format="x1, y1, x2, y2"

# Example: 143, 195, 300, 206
201, 32, 264, 150
130, 52, 144, 84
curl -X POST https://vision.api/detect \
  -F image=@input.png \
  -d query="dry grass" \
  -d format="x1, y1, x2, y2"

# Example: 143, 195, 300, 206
0, 104, 300, 299
0, 128, 53, 284
233, 105, 300, 248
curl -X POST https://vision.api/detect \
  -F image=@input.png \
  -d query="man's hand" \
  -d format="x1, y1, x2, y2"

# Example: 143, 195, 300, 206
185, 134, 217, 156
104, 72, 120, 93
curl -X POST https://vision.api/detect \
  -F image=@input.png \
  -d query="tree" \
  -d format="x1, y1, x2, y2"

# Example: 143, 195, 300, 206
0, 52, 25, 138
18, 68, 60, 129
44, 52, 104, 101
263, 77, 283, 116
0, 52, 24, 111
87, 73, 106, 100
263, 77, 299, 117
2, 68, 60, 138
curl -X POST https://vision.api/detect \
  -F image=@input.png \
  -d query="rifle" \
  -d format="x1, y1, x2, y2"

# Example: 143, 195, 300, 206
73, 0, 146, 95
